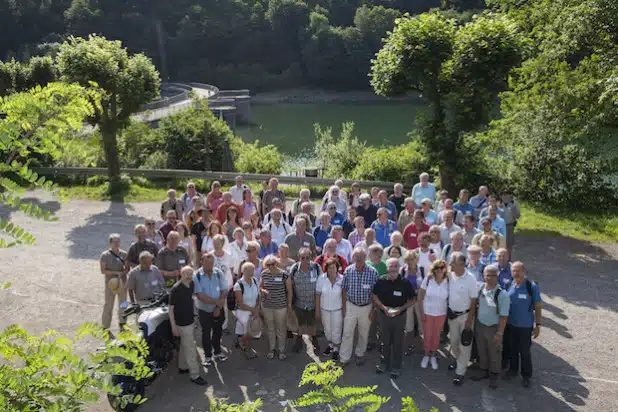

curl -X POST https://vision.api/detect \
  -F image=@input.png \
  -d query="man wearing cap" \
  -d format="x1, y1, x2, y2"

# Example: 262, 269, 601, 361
403, 210, 430, 250
356, 194, 378, 229
446, 252, 478, 385
100, 234, 128, 331
170, 266, 208, 385
473, 217, 506, 250
229, 176, 246, 205
155, 231, 189, 288
471, 265, 510, 389
127, 251, 165, 305
285, 217, 316, 260
160, 189, 183, 220
265, 208, 292, 246
411, 172, 436, 207
127, 224, 159, 269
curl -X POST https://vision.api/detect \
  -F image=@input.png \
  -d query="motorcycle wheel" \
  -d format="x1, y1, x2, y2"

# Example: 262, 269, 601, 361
107, 377, 146, 412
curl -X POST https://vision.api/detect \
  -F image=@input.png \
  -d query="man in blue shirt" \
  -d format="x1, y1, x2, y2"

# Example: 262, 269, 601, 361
453, 189, 475, 225
470, 185, 489, 218
502, 261, 542, 388
485, 205, 506, 239
327, 202, 345, 226
411, 172, 436, 207
496, 248, 512, 288
314, 212, 333, 254
371, 208, 398, 248
377, 190, 398, 221
257, 229, 279, 259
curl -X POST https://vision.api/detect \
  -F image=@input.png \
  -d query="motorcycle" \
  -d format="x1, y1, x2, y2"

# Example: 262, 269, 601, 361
106, 294, 179, 411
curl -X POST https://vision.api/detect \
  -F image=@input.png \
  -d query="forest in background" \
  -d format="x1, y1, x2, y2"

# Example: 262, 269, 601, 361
0, 0, 485, 91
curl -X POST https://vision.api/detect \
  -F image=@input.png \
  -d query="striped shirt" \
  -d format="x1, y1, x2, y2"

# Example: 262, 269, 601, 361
348, 230, 365, 247
342, 263, 379, 306
261, 270, 289, 309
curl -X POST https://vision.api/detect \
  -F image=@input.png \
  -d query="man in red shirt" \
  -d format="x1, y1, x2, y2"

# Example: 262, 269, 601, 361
314, 238, 348, 274
215, 192, 242, 223
403, 209, 430, 250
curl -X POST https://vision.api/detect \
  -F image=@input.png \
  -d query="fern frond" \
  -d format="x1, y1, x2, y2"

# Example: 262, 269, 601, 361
295, 390, 331, 407
331, 385, 378, 398
342, 394, 390, 411
0, 218, 36, 247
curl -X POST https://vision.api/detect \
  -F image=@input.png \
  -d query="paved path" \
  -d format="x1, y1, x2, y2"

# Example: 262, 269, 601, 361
0, 193, 617, 412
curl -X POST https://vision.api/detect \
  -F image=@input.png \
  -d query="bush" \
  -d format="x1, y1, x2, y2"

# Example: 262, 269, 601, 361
159, 99, 234, 171
141, 151, 168, 170
352, 140, 430, 184
230, 136, 283, 174
54, 134, 105, 168
118, 122, 164, 169
314, 122, 367, 179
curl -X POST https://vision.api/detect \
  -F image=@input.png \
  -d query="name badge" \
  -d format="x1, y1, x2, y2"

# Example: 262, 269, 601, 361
216, 286, 220, 292
362, 284, 371, 289
151, 280, 158, 286
310, 278, 317, 283
179, 259, 186, 265
518, 293, 527, 299
303, 241, 310, 246
410, 233, 416, 237
274, 277, 283, 282
393, 291, 402, 297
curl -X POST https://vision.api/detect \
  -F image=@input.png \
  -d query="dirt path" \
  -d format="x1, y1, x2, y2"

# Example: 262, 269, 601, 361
0, 192, 616, 412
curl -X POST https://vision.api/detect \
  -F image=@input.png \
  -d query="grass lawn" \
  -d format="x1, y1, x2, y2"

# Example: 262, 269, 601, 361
59, 184, 618, 243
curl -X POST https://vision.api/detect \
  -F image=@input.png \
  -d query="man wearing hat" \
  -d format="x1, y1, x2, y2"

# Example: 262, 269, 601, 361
127, 251, 165, 305
446, 252, 478, 385
100, 234, 128, 331
472, 217, 506, 250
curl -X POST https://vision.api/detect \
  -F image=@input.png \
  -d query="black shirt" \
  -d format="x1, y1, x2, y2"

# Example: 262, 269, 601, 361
373, 276, 414, 310
191, 220, 209, 253
389, 194, 407, 215
342, 219, 354, 238
169, 280, 195, 327
356, 204, 378, 228
127, 240, 159, 267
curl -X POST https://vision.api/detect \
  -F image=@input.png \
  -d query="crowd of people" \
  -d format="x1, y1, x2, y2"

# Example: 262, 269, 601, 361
100, 173, 542, 389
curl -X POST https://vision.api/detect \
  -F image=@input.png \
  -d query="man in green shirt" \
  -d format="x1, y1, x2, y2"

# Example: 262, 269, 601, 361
366, 244, 387, 277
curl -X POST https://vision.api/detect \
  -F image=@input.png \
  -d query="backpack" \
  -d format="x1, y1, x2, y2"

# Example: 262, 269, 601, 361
477, 285, 503, 315
505, 279, 536, 312
227, 278, 257, 311
268, 221, 289, 236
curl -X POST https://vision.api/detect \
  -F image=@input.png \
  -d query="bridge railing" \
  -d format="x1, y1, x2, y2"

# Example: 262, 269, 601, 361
32, 167, 396, 190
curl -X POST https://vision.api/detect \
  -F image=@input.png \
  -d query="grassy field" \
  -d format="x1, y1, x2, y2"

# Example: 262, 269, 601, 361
59, 183, 618, 243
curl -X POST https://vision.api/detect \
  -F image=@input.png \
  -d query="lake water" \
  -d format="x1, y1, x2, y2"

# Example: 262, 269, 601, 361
236, 103, 423, 155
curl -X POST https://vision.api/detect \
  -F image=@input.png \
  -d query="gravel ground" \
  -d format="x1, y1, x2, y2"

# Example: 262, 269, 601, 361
0, 192, 617, 412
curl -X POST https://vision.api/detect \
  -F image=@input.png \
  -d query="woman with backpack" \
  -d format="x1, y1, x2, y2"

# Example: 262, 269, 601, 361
417, 259, 449, 370
233, 262, 260, 359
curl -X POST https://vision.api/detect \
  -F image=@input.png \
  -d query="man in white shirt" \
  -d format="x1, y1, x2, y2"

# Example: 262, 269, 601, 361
447, 252, 478, 385
229, 176, 246, 205
332, 225, 353, 262
439, 210, 461, 245
265, 209, 291, 246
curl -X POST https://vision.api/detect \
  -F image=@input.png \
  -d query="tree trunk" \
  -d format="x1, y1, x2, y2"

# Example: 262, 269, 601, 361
439, 161, 457, 199
100, 123, 121, 181
155, 20, 168, 81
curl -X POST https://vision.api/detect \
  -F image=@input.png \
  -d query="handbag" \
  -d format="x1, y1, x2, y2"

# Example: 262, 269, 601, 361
248, 314, 263, 338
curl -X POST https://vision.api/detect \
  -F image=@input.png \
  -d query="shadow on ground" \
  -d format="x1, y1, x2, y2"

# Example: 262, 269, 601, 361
0, 197, 62, 221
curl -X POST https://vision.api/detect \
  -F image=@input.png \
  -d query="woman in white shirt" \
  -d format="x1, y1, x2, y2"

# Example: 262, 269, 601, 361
227, 227, 248, 280
233, 262, 259, 359
418, 259, 449, 370
201, 221, 228, 255
315, 258, 344, 360
428, 225, 444, 258
175, 222, 196, 267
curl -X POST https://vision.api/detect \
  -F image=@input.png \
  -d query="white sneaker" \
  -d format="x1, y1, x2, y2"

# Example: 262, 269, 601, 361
421, 356, 430, 369
430, 356, 439, 370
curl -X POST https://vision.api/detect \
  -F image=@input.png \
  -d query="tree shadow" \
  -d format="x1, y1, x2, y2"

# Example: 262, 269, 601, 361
515, 235, 618, 312
65, 202, 146, 260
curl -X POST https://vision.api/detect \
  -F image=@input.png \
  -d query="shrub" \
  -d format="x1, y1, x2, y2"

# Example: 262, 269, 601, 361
352, 140, 430, 184
54, 134, 105, 168
230, 136, 282, 174
118, 122, 164, 169
314, 122, 367, 179
141, 151, 169, 170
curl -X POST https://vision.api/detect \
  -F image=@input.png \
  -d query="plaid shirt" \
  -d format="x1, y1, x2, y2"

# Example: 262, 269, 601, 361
290, 262, 321, 310
342, 263, 379, 306
348, 230, 365, 247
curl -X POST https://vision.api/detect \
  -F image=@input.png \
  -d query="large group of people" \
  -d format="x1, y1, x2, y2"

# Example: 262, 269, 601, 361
100, 174, 541, 389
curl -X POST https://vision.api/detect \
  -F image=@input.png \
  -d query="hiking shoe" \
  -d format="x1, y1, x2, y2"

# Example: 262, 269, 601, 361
453, 375, 464, 385
214, 353, 228, 362
430, 356, 439, 370
278, 352, 287, 361
331, 350, 339, 361
390, 369, 400, 379
323, 346, 333, 356
266, 351, 276, 360
202, 357, 213, 367
191, 376, 208, 386
421, 356, 430, 369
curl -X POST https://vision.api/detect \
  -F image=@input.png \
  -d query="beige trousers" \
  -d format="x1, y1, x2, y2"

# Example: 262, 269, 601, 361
262, 307, 287, 352
102, 276, 127, 329
449, 314, 473, 376
339, 303, 372, 363
177, 324, 201, 380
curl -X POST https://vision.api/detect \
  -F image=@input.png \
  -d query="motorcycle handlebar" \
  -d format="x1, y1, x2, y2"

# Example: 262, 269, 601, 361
122, 293, 169, 317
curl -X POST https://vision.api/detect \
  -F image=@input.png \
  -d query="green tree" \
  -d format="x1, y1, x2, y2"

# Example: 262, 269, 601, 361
56, 35, 160, 182
371, 12, 524, 195
354, 5, 401, 51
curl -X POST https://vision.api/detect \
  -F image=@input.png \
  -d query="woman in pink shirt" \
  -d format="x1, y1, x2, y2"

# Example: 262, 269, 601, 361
206, 181, 224, 213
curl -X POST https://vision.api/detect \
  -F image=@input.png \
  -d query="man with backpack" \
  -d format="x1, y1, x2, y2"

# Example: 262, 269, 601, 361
470, 265, 510, 389
502, 261, 542, 388
194, 254, 229, 367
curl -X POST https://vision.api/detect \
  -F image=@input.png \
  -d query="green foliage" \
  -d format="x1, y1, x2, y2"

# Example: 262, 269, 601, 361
351, 140, 430, 183
0, 323, 152, 411
401, 396, 439, 412
314, 122, 367, 179
54, 134, 105, 168
56, 34, 160, 180
292, 361, 390, 411
118, 122, 164, 169
229, 137, 283, 174
209, 397, 263, 411
158, 98, 233, 171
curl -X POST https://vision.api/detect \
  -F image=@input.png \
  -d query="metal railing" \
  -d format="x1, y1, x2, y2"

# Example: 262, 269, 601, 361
32, 167, 396, 189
